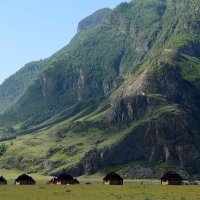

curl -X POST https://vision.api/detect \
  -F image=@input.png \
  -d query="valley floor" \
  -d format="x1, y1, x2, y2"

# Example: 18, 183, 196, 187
0, 184, 199, 200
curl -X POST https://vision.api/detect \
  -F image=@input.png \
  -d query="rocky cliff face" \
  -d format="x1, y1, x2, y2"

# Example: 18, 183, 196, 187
63, 112, 200, 176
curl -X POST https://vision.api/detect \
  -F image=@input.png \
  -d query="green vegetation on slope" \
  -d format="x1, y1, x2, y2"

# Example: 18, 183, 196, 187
0, 60, 49, 113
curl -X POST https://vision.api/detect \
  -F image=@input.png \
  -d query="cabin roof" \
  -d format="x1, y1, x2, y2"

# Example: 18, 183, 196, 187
103, 172, 123, 181
161, 171, 182, 180
57, 173, 74, 180
56, 173, 79, 183
15, 174, 35, 182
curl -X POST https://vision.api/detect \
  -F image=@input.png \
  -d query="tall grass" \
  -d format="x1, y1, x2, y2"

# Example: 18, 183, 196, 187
0, 185, 199, 200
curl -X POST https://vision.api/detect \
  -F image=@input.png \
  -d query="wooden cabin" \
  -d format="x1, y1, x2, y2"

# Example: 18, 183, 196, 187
48, 173, 79, 185
15, 174, 36, 185
103, 172, 123, 185
0, 176, 7, 185
161, 171, 183, 185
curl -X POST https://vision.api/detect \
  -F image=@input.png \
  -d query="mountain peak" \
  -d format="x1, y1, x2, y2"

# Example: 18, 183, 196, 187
77, 8, 111, 33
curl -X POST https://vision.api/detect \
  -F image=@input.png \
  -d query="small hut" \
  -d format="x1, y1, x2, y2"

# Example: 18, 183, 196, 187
0, 176, 7, 185
103, 172, 123, 185
15, 174, 36, 185
48, 173, 79, 185
161, 171, 183, 185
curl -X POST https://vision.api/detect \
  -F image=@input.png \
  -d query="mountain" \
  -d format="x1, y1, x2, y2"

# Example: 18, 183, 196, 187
0, 0, 200, 178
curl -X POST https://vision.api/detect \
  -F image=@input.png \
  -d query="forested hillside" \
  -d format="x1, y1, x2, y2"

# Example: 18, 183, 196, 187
0, 60, 49, 113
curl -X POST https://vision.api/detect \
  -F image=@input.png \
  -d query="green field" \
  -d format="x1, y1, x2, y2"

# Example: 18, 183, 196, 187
0, 184, 199, 200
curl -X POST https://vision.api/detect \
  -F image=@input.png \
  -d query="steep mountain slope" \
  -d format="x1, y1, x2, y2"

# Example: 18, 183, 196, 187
0, 0, 200, 177
0, 60, 49, 113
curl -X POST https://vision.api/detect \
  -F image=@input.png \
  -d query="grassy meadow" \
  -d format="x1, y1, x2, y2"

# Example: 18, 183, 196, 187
0, 184, 200, 200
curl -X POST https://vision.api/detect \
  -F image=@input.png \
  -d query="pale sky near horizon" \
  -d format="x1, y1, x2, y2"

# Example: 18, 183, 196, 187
0, 0, 128, 84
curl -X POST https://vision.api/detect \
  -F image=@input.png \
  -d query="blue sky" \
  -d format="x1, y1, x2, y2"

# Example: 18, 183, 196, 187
0, 0, 128, 84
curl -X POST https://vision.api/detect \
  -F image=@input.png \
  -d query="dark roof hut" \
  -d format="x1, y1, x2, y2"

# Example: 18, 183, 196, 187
103, 172, 123, 185
161, 171, 183, 185
15, 174, 36, 185
0, 176, 7, 185
48, 173, 79, 185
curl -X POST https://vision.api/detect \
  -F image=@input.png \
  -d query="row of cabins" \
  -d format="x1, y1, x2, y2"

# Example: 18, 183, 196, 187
103, 171, 184, 186
0, 171, 184, 185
